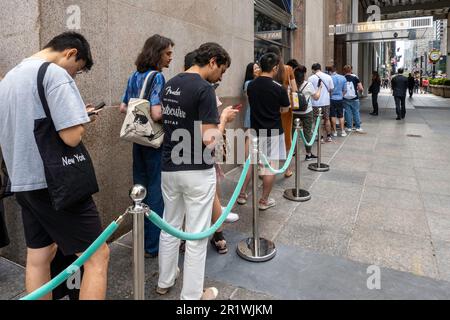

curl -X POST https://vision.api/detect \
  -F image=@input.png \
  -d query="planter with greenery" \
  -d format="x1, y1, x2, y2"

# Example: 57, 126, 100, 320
429, 79, 450, 98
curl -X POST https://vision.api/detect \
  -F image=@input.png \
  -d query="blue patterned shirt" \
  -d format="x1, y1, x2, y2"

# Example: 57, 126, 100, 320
122, 70, 165, 106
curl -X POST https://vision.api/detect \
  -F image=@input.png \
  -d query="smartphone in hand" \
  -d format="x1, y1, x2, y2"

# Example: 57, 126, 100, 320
232, 104, 243, 111
318, 79, 323, 88
88, 102, 106, 116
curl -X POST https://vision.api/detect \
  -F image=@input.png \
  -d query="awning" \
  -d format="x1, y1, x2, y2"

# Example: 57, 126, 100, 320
255, 0, 292, 28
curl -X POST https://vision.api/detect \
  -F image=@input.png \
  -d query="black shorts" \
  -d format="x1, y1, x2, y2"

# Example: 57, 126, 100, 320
330, 100, 344, 118
15, 189, 103, 255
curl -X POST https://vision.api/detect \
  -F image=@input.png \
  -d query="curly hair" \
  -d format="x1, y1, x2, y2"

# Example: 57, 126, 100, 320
135, 34, 174, 73
193, 42, 231, 68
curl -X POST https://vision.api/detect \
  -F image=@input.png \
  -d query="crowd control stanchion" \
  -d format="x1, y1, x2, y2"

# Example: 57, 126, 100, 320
129, 185, 147, 300
284, 119, 312, 202
237, 137, 277, 262
308, 108, 330, 172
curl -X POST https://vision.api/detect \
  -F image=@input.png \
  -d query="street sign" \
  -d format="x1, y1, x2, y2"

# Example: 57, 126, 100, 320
255, 30, 283, 41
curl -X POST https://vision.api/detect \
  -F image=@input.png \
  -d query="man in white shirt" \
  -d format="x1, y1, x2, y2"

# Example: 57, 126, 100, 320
308, 63, 334, 142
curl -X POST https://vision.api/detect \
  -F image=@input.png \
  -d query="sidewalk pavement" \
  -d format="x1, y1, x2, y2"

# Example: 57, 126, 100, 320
2, 90, 450, 300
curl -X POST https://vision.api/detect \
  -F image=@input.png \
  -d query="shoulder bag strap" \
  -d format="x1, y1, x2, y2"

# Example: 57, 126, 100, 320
316, 74, 329, 91
37, 62, 52, 119
139, 71, 158, 99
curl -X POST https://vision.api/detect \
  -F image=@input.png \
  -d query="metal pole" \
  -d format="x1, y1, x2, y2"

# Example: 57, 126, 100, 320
284, 118, 311, 202
308, 109, 330, 172
237, 137, 276, 262
129, 185, 147, 300
317, 110, 322, 167
251, 137, 260, 257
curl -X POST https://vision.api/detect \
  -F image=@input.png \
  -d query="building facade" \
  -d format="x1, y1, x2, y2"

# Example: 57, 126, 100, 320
0, 0, 255, 264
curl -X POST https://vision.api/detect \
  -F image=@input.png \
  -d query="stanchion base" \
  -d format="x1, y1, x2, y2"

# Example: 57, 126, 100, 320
284, 189, 311, 202
237, 238, 276, 263
308, 163, 330, 172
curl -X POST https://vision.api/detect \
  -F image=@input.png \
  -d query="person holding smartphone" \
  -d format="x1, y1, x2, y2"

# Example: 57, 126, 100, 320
308, 63, 335, 143
0, 32, 109, 300
180, 52, 240, 258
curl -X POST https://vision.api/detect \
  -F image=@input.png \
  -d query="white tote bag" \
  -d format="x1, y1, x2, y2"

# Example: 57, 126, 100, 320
120, 71, 164, 148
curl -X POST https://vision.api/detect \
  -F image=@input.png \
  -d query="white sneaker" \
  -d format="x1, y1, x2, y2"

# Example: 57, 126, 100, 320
332, 131, 338, 137
222, 208, 240, 223
341, 130, 348, 137
355, 128, 364, 133
345, 127, 353, 132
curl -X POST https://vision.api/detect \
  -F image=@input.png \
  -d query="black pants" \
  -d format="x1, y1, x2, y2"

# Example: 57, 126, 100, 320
409, 87, 414, 98
394, 96, 406, 119
0, 199, 10, 249
372, 94, 379, 114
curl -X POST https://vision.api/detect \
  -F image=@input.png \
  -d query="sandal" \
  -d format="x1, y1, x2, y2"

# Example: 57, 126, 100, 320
237, 193, 248, 205
259, 198, 276, 211
210, 232, 228, 254
284, 169, 293, 178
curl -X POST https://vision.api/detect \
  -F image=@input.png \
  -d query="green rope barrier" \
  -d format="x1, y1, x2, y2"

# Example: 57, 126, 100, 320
20, 221, 119, 301
299, 116, 322, 147
146, 157, 252, 241
260, 130, 298, 175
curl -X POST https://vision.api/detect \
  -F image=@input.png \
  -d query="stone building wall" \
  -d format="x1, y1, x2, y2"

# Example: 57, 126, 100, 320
0, 0, 254, 265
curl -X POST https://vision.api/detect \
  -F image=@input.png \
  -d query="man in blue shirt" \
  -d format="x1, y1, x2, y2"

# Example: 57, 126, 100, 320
328, 66, 347, 137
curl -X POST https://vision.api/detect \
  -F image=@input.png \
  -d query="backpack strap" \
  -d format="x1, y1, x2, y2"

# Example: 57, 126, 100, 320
139, 71, 158, 100
299, 82, 308, 93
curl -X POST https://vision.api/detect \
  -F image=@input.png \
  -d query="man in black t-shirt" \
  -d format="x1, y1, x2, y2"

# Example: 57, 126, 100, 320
237, 53, 291, 211
158, 43, 238, 301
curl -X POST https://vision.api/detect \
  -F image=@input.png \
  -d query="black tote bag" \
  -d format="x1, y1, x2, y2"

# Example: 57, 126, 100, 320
34, 62, 99, 212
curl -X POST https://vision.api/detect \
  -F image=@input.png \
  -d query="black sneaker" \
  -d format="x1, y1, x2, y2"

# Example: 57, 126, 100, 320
305, 154, 318, 161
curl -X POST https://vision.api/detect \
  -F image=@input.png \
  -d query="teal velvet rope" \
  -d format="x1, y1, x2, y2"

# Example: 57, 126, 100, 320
299, 116, 322, 147
146, 157, 252, 241
21, 221, 119, 301
260, 130, 298, 175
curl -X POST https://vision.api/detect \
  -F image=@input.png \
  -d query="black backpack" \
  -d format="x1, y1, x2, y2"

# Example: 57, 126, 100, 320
297, 82, 310, 112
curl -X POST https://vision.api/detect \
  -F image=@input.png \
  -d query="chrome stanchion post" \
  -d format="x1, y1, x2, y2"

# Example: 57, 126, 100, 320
129, 185, 147, 300
308, 108, 330, 172
237, 137, 277, 262
284, 119, 311, 202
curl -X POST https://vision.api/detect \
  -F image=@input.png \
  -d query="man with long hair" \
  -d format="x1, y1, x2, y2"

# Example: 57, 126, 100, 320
120, 34, 174, 259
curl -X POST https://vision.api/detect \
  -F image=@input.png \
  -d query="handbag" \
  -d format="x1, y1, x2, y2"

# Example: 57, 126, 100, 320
120, 71, 164, 148
35, 62, 99, 211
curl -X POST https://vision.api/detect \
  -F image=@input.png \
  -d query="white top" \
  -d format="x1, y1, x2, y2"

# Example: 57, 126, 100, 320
308, 71, 334, 107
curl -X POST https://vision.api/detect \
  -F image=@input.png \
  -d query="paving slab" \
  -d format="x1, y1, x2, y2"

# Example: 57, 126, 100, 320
0, 257, 25, 300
